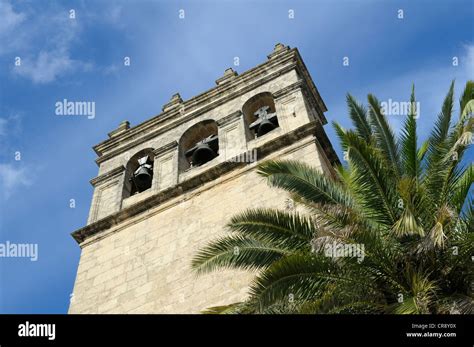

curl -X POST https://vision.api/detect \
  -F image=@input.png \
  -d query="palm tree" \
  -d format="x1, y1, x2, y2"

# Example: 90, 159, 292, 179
191, 81, 474, 314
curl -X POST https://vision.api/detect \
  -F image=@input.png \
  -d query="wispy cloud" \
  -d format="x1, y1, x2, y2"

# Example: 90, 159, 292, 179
3, 0, 91, 84
0, 164, 33, 200
0, 113, 22, 147
0, 111, 32, 199
15, 50, 90, 84
0, 0, 26, 54
105, 4, 123, 25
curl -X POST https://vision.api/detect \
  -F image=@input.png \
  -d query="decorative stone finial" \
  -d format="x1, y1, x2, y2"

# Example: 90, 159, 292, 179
215, 68, 238, 85
162, 93, 184, 112
267, 43, 290, 59
274, 43, 286, 51
170, 93, 182, 102
108, 120, 130, 138
119, 120, 130, 129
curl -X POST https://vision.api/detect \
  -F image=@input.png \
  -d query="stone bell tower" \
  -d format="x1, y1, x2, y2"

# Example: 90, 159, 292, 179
69, 43, 339, 313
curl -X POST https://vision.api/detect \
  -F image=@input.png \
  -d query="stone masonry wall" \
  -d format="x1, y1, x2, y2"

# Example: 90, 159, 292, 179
69, 135, 328, 313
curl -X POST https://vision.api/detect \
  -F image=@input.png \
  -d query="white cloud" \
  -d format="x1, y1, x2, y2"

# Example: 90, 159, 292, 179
2, 1, 130, 83
0, 113, 22, 145
0, 0, 26, 54
15, 50, 76, 84
0, 164, 33, 200
0, 113, 33, 200
106, 5, 123, 24
2, 0, 91, 84
0, 0, 25, 34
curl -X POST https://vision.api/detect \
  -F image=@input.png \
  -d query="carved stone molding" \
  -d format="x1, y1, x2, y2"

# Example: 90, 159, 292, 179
90, 166, 126, 187
153, 141, 178, 157
216, 110, 243, 127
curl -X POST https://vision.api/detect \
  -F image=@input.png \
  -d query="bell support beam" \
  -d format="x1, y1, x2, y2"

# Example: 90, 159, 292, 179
152, 141, 179, 192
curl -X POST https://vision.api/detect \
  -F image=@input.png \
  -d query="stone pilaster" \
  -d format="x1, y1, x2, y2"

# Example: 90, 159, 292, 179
88, 165, 126, 224
217, 110, 247, 161
152, 141, 179, 192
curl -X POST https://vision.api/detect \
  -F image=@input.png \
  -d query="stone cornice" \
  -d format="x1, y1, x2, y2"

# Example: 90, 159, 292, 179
216, 110, 242, 127
72, 121, 320, 244
89, 166, 125, 187
108, 121, 130, 138
273, 80, 304, 99
153, 141, 178, 157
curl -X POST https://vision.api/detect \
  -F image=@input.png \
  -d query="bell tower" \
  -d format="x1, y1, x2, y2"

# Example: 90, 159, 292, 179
69, 43, 339, 313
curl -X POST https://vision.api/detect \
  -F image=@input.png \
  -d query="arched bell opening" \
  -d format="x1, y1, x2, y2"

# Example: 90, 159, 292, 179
242, 92, 279, 139
179, 120, 219, 172
125, 148, 155, 197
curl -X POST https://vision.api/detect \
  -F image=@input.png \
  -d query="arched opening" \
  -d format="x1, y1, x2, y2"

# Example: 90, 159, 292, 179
179, 120, 219, 172
242, 92, 279, 139
125, 148, 155, 197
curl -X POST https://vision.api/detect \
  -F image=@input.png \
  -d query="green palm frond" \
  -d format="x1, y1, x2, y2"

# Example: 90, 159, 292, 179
257, 160, 353, 207
438, 119, 472, 205
328, 301, 384, 314
392, 208, 424, 237
400, 85, 420, 179
390, 270, 438, 314
437, 294, 474, 314
418, 205, 455, 250
334, 124, 397, 225
346, 93, 372, 142
367, 94, 401, 178
417, 140, 429, 162
423, 82, 456, 205
392, 177, 425, 237
430, 81, 455, 149
391, 296, 420, 314
191, 234, 287, 275
249, 253, 343, 312
228, 208, 316, 246
460, 80, 474, 119
201, 302, 254, 314
450, 164, 473, 212
451, 222, 474, 262
193, 81, 473, 315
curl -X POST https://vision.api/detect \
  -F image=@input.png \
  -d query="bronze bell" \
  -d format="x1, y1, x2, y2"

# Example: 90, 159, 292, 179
185, 134, 219, 166
257, 118, 277, 137
130, 156, 153, 193
192, 143, 217, 165
249, 105, 279, 138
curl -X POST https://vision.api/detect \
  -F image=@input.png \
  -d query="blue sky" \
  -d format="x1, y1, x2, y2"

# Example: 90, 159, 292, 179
0, 0, 472, 313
